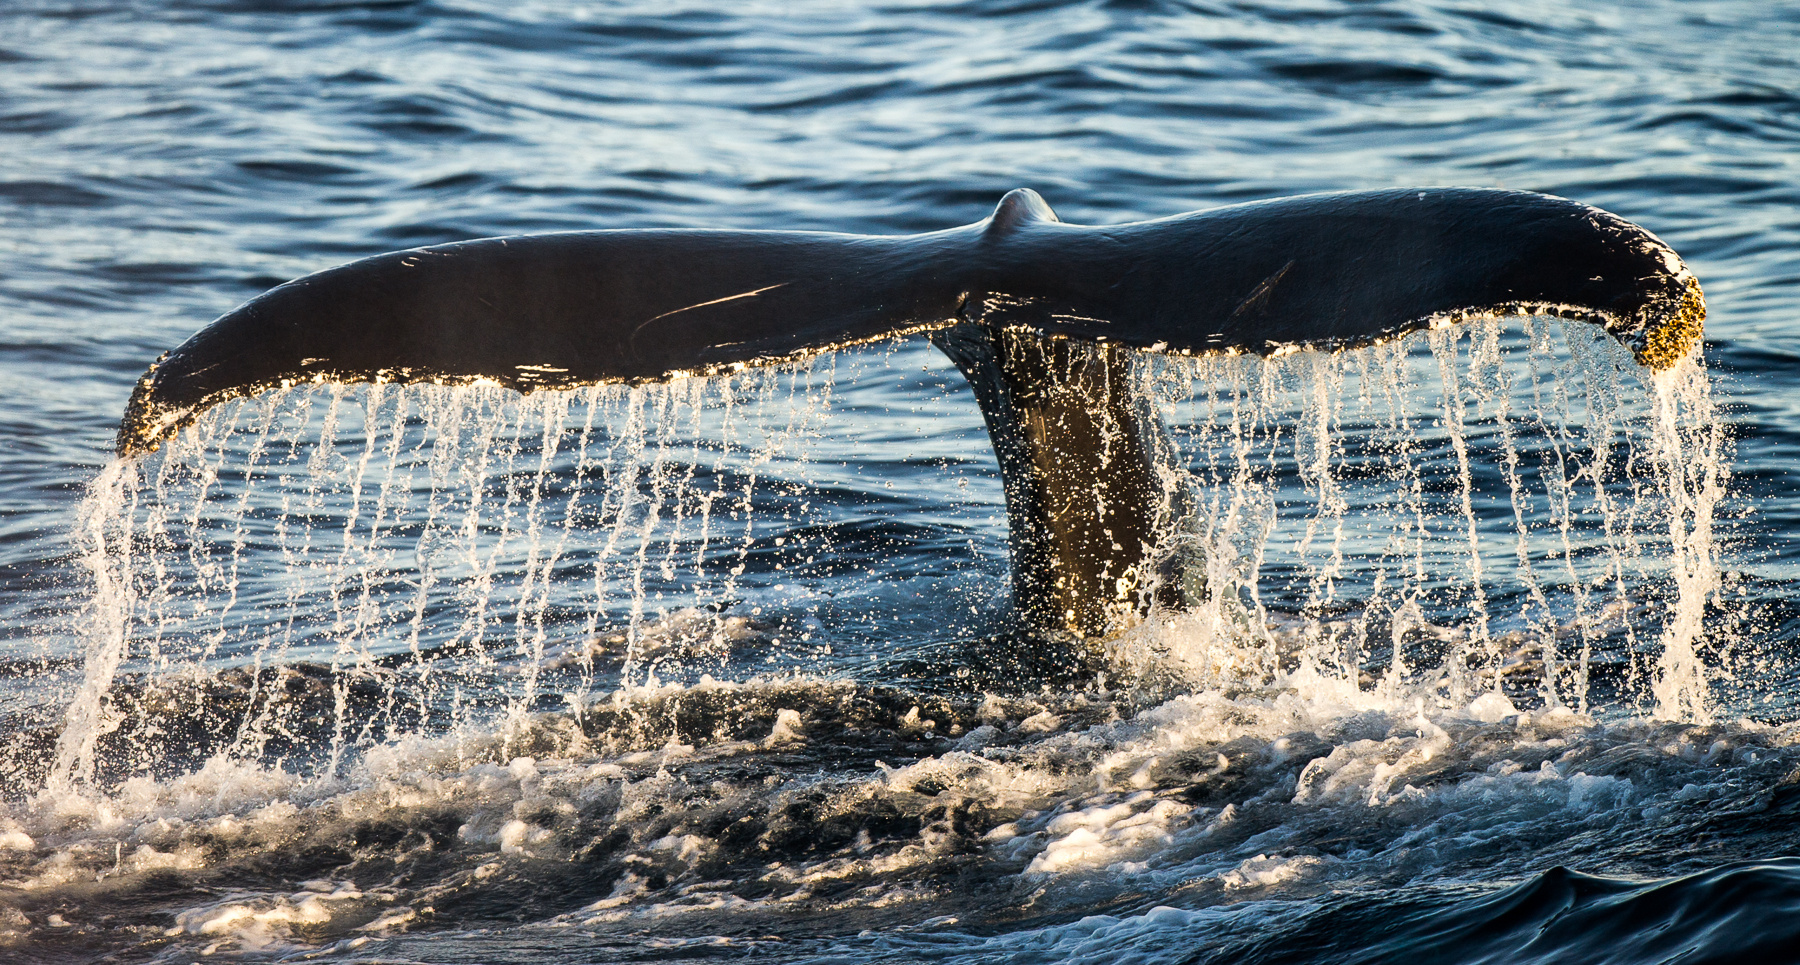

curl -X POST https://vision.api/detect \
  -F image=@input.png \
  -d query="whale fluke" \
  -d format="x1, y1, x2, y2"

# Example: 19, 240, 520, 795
117, 188, 1704, 637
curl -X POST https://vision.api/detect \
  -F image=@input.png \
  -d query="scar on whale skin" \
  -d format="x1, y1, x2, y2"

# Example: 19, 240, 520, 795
116, 187, 1704, 639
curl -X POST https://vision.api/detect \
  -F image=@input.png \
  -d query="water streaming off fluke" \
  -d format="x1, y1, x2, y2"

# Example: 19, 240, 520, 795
44, 317, 1726, 800
0, 298, 1748, 965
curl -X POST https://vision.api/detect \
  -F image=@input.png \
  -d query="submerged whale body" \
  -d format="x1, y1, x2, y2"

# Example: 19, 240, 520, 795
117, 188, 1704, 637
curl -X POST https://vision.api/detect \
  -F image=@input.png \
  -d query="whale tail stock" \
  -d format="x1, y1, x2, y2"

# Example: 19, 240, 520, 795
117, 188, 1704, 638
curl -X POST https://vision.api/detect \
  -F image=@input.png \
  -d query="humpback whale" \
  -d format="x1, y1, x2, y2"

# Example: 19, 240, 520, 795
116, 188, 1704, 638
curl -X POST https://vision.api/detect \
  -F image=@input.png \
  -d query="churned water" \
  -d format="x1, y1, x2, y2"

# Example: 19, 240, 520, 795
3, 2, 1799, 962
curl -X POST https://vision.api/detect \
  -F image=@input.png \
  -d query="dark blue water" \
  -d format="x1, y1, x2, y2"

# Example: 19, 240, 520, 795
3, 1, 1799, 962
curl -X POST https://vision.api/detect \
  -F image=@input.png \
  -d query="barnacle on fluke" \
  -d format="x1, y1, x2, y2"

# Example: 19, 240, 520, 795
1635, 276, 1707, 371
118, 188, 1704, 636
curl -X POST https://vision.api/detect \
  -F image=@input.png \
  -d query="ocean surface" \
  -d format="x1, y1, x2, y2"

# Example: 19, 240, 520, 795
3, 1, 1800, 962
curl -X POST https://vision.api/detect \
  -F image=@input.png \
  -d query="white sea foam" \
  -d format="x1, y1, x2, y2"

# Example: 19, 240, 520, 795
7, 657, 1794, 957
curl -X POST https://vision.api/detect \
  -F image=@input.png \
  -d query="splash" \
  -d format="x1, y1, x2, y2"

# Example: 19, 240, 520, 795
1130, 317, 1729, 716
45, 321, 1729, 795
7, 326, 1742, 960
48, 361, 854, 790
1645, 356, 1728, 722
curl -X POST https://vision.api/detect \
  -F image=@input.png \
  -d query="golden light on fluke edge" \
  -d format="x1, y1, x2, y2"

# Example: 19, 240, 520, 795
1636, 276, 1707, 372
115, 188, 1704, 637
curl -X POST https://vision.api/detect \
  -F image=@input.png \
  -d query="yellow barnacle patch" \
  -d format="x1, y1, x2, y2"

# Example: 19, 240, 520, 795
1637, 277, 1705, 371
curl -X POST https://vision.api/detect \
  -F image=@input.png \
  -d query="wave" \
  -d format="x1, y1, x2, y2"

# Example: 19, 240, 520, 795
6, 652, 1800, 961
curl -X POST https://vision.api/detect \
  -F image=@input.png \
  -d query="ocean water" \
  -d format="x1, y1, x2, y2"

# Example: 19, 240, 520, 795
3, 1, 1800, 962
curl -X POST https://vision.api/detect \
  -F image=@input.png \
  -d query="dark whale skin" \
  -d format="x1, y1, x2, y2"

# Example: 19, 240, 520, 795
116, 188, 1704, 637
118, 187, 1701, 456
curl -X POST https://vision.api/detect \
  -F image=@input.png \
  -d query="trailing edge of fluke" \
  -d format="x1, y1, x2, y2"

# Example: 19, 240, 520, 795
116, 187, 1705, 637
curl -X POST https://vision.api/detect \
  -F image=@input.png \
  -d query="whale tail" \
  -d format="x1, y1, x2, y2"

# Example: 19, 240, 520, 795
116, 188, 1704, 636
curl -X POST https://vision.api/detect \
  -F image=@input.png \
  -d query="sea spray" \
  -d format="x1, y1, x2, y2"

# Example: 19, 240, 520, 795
1646, 355, 1729, 721
1145, 318, 1731, 713
43, 363, 858, 785
14, 326, 1748, 963
46, 459, 139, 792
42, 323, 1730, 794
